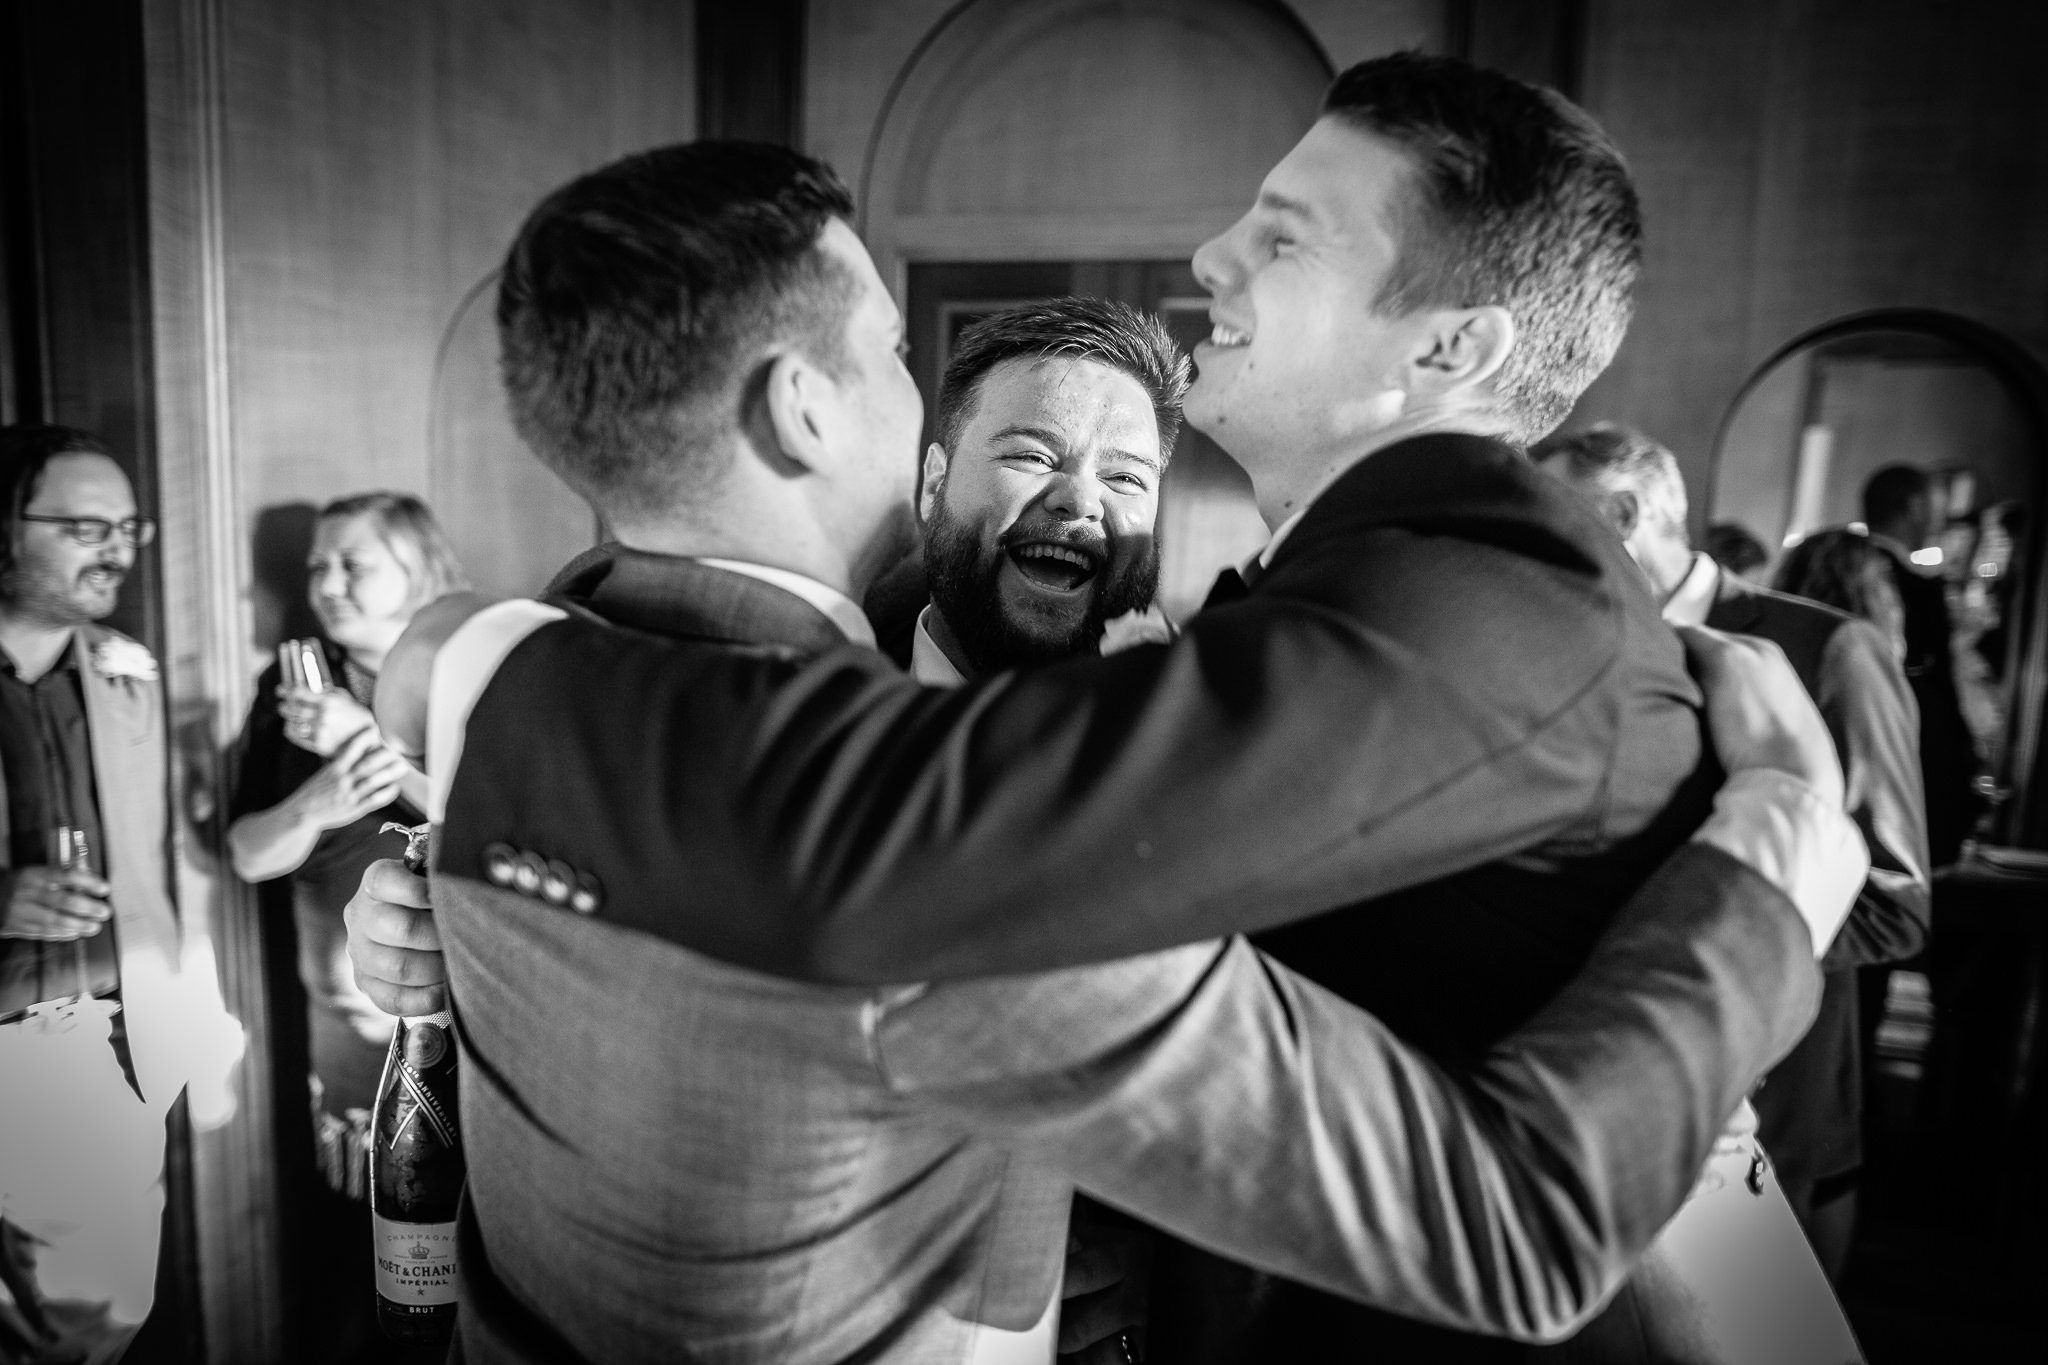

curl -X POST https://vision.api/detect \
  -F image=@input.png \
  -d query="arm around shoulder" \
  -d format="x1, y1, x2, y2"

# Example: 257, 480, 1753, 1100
875, 832, 1824, 1341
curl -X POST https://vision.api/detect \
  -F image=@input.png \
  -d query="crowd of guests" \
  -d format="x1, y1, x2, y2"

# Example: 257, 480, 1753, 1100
0, 43, 2011, 1365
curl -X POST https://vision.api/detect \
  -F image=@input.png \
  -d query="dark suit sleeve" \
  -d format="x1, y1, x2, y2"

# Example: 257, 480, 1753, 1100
726, 588, 1625, 983
876, 843, 1820, 1339
1816, 620, 1931, 969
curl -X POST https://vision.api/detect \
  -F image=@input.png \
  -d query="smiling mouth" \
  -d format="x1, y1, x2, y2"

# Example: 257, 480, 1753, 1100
1007, 541, 1102, 594
1208, 321, 1252, 348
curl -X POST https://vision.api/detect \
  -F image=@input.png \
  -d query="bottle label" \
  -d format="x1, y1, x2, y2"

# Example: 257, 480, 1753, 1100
373, 1213, 458, 1306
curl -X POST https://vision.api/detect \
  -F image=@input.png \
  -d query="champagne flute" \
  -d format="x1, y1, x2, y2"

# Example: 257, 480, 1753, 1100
279, 637, 334, 693
279, 638, 335, 750
48, 824, 92, 1004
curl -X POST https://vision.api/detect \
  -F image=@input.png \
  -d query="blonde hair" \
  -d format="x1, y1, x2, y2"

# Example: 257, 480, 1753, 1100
317, 492, 469, 606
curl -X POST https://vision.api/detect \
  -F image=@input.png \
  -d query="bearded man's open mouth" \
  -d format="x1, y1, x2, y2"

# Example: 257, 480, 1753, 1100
1005, 540, 1106, 594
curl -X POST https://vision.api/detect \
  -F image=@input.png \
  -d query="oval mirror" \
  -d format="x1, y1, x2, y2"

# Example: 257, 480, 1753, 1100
1706, 310, 2048, 852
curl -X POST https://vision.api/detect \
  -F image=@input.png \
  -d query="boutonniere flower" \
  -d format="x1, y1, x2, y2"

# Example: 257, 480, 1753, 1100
1099, 606, 1178, 655
91, 638, 159, 683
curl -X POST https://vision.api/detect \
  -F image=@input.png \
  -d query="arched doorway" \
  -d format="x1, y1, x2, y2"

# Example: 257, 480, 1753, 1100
860, 0, 1333, 615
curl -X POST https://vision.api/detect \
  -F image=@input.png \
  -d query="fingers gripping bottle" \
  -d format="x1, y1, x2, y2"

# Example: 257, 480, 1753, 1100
369, 822, 464, 1346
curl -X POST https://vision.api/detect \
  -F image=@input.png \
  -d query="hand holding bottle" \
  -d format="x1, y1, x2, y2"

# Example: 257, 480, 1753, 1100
345, 857, 445, 1017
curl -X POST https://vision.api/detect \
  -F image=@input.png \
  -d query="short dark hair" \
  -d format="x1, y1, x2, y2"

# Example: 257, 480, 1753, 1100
935, 297, 1190, 458
497, 141, 858, 511
1706, 521, 1769, 577
1862, 464, 1934, 528
1322, 52, 1642, 445
0, 423, 118, 580
1532, 421, 1686, 532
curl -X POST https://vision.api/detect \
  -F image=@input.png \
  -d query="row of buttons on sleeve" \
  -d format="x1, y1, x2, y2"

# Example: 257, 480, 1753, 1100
480, 842, 605, 915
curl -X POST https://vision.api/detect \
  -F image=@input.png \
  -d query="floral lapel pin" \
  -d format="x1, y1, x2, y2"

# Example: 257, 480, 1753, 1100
91, 638, 160, 684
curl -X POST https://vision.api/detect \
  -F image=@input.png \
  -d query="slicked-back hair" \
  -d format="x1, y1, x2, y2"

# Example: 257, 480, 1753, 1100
497, 141, 858, 511
318, 491, 470, 605
0, 423, 119, 581
1323, 52, 1642, 445
1533, 421, 1688, 535
1862, 463, 1934, 529
935, 298, 1190, 460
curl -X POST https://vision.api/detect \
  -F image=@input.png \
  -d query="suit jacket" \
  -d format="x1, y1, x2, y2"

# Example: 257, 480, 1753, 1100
1879, 548, 1976, 864
0, 626, 181, 1105
1708, 565, 1931, 1189
560, 433, 1729, 983
1142, 439, 1722, 1359
430, 541, 1823, 1363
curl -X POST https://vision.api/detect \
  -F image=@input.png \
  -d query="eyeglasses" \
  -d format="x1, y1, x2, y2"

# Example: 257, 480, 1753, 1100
20, 514, 159, 547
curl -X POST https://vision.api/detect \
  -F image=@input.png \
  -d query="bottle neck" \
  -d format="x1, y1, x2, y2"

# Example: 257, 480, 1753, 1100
403, 1009, 453, 1030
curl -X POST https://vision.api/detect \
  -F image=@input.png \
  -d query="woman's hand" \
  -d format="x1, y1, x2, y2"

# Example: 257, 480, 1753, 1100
290, 729, 410, 832
278, 684, 376, 756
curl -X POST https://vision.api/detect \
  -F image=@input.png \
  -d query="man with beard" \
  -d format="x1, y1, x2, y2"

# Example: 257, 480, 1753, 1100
346, 136, 1860, 1364
0, 425, 184, 1363
915, 297, 1177, 685
911, 297, 1183, 1359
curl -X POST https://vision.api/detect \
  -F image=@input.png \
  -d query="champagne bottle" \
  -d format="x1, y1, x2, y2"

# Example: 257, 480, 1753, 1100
369, 822, 463, 1346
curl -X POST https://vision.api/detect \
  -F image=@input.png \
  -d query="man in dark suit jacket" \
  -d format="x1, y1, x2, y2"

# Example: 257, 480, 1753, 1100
348, 64, 1866, 1364
1863, 464, 1978, 866
1542, 424, 1930, 1282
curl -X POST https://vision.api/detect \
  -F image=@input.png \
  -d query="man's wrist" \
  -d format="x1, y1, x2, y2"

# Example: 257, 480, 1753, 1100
1693, 768, 1868, 956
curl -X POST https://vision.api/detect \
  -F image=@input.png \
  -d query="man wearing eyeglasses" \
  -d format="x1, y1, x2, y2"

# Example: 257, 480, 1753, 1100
0, 423, 179, 1364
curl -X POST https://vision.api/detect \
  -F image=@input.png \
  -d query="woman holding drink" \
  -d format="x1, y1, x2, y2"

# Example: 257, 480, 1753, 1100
227, 491, 464, 1360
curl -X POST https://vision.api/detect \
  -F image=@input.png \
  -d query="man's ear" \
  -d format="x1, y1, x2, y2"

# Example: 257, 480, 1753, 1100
1602, 488, 1641, 541
762, 351, 833, 475
919, 442, 949, 523
1410, 305, 1516, 396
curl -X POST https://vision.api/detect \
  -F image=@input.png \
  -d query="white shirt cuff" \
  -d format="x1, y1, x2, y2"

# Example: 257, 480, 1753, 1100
1692, 768, 1868, 958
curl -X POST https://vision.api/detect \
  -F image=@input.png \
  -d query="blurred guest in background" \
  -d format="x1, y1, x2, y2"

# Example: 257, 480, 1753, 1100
226, 491, 463, 1361
1706, 520, 1769, 582
1541, 425, 1930, 1279
0, 424, 181, 1363
1945, 507, 2016, 764
1773, 530, 1909, 664
1862, 465, 1977, 865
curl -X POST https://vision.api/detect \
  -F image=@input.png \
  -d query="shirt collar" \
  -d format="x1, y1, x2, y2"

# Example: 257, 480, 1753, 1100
1661, 551, 1722, 627
0, 636, 81, 683
1245, 506, 1311, 579
910, 605, 968, 688
693, 558, 877, 650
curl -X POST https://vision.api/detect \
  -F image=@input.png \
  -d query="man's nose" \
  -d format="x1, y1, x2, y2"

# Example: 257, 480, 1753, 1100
1042, 473, 1104, 523
1191, 224, 1238, 297
313, 563, 347, 597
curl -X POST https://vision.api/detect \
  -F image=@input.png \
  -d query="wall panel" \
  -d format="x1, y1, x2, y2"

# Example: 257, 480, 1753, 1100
1574, 0, 2048, 531
212, 0, 695, 609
